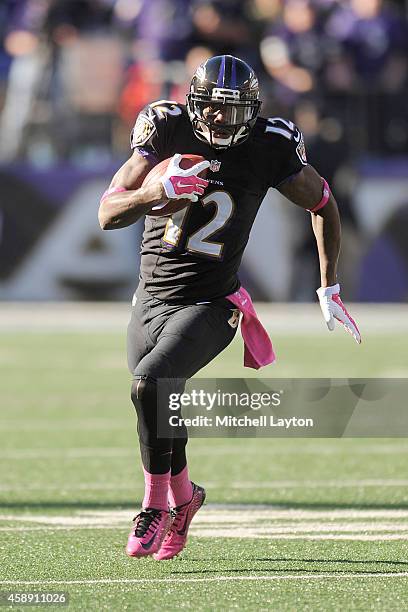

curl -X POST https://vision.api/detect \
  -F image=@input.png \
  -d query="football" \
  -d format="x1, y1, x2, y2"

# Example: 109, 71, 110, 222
142, 154, 208, 217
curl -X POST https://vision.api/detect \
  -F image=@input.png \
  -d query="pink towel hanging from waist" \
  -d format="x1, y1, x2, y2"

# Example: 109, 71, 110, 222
226, 287, 276, 370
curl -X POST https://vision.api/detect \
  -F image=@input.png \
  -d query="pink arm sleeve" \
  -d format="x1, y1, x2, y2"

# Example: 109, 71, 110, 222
100, 186, 127, 203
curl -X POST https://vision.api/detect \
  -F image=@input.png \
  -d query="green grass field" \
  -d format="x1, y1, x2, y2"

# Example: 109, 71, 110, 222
1, 306, 408, 610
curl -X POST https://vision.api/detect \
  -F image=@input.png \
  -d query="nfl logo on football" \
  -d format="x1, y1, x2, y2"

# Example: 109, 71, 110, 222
210, 159, 221, 172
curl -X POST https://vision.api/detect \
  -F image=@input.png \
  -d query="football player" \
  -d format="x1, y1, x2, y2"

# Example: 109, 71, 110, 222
98, 55, 361, 560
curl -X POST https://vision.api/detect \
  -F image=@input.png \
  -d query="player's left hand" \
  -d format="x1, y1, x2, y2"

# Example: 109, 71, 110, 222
316, 283, 361, 344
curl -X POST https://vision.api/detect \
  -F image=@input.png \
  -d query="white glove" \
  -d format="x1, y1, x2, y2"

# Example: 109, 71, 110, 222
316, 283, 361, 344
160, 153, 210, 202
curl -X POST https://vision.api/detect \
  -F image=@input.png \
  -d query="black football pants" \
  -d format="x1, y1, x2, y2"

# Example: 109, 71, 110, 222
127, 285, 238, 474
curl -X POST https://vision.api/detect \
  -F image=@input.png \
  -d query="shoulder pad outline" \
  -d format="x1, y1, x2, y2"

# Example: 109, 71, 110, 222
131, 101, 185, 148
264, 117, 307, 164
145, 100, 183, 121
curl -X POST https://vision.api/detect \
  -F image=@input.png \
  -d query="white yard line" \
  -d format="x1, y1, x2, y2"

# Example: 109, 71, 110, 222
192, 532, 408, 541
201, 505, 408, 518
0, 419, 128, 431
2, 514, 408, 531
230, 479, 408, 488
0, 448, 135, 459
4, 507, 408, 523
2, 506, 408, 541
0, 526, 124, 532
1, 302, 408, 333
1, 479, 408, 492
1, 445, 407, 459
1, 573, 408, 586
0, 483, 133, 492
1, 526, 408, 540
195, 523, 408, 533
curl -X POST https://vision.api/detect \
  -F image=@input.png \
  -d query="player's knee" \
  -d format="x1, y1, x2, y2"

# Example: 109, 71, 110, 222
131, 375, 156, 438
131, 375, 156, 405
131, 376, 172, 451
130, 376, 159, 426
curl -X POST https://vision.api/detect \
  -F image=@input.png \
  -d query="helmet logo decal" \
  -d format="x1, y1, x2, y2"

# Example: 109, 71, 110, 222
210, 160, 222, 172
196, 63, 206, 83
131, 114, 155, 147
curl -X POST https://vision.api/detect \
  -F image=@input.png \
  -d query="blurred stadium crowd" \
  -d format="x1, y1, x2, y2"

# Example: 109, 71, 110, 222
0, 0, 408, 303
1, 0, 408, 164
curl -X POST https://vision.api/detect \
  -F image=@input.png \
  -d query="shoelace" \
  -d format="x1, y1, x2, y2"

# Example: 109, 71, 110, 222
168, 502, 188, 534
133, 509, 162, 538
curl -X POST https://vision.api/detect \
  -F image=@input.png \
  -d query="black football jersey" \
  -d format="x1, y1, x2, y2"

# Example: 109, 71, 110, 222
130, 101, 307, 303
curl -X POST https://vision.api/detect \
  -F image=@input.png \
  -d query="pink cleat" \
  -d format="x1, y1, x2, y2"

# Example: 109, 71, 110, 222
153, 483, 206, 561
126, 508, 171, 558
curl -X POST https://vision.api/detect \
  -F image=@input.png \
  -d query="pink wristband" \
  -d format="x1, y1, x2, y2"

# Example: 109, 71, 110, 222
100, 186, 127, 203
307, 178, 330, 213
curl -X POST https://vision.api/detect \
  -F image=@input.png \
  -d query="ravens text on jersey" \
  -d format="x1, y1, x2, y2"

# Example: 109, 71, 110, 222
130, 100, 307, 303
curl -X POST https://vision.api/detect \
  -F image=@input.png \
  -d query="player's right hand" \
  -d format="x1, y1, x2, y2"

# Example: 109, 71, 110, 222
160, 154, 210, 202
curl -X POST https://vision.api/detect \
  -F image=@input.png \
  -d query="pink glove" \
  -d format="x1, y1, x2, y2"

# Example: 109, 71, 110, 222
160, 154, 210, 202
316, 283, 361, 344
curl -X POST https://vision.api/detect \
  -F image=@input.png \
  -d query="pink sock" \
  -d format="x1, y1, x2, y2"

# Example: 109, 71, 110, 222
142, 468, 170, 511
169, 465, 193, 507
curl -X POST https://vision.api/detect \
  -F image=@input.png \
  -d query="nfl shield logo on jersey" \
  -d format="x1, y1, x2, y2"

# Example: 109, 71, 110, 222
210, 160, 221, 172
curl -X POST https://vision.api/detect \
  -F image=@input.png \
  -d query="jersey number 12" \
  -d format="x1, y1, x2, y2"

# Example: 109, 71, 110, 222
163, 190, 234, 258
